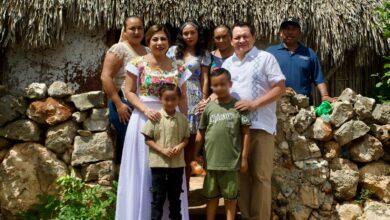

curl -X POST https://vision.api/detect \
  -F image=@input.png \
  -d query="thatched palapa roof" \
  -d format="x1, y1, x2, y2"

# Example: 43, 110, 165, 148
0, 0, 387, 64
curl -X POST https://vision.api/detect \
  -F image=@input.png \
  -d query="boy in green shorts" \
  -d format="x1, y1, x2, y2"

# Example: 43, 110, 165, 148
195, 68, 251, 220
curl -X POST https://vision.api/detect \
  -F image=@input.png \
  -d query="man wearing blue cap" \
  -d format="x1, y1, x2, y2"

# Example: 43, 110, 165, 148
267, 17, 335, 103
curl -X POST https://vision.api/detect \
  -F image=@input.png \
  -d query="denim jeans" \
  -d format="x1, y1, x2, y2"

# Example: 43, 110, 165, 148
108, 94, 132, 164
151, 167, 184, 220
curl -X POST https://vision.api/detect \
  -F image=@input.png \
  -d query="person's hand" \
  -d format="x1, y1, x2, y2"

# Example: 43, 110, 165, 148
240, 158, 248, 173
117, 103, 132, 123
145, 109, 161, 122
172, 145, 184, 156
196, 98, 210, 115
235, 100, 256, 112
161, 148, 175, 158
322, 95, 336, 103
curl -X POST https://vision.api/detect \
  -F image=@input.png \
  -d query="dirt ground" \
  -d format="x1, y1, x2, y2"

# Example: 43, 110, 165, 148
189, 176, 242, 219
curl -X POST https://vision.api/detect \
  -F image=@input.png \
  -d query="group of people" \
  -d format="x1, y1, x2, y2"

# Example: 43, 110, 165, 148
100, 16, 334, 220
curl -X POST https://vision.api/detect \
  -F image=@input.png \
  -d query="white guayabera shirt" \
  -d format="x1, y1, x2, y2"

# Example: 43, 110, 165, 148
222, 47, 286, 135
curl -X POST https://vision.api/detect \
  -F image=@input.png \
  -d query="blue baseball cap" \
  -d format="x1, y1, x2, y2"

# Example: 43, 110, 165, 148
280, 17, 301, 29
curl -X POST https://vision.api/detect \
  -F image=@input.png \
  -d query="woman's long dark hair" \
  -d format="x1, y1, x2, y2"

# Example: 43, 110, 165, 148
174, 21, 207, 60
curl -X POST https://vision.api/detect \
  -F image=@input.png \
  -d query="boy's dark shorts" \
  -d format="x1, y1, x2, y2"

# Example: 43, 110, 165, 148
203, 170, 239, 200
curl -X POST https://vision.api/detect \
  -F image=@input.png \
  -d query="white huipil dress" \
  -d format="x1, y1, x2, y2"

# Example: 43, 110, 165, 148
115, 56, 192, 220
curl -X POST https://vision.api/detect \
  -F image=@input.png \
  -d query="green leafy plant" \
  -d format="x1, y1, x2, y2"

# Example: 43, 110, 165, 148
19, 173, 117, 220
378, 0, 390, 38
372, 0, 390, 103
355, 188, 374, 205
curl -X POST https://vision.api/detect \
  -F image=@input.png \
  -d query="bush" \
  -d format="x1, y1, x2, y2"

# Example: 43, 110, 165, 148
19, 172, 117, 220
372, 0, 390, 103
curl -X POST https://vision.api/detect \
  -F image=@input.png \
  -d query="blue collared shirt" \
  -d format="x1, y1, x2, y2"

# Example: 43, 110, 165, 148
266, 43, 325, 97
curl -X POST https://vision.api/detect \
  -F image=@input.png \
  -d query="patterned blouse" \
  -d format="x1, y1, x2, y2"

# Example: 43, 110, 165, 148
125, 56, 191, 102
210, 52, 229, 72
107, 42, 149, 92
167, 46, 211, 134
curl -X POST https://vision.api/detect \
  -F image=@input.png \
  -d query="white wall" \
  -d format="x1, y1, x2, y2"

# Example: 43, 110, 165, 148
3, 28, 108, 94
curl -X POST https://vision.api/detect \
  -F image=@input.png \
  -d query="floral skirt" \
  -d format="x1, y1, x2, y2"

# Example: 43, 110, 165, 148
186, 79, 202, 134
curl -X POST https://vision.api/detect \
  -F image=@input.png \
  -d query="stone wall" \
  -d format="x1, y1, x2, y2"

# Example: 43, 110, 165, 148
0, 81, 389, 219
0, 82, 114, 218
273, 88, 390, 220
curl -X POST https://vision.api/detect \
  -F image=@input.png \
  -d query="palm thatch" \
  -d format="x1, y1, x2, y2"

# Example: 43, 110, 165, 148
0, 0, 387, 64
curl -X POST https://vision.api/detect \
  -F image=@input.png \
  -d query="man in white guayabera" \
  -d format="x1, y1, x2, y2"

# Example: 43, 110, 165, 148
222, 22, 286, 220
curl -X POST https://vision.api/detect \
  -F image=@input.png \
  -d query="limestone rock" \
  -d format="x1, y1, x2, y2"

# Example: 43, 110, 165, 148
272, 166, 302, 198
320, 194, 334, 212
27, 97, 72, 125
354, 95, 375, 119
372, 104, 390, 125
349, 135, 384, 163
24, 83, 47, 99
278, 117, 295, 140
71, 132, 114, 166
371, 124, 390, 147
45, 121, 79, 154
299, 185, 320, 209
329, 158, 359, 200
0, 95, 27, 126
323, 141, 341, 160
0, 143, 68, 214
319, 179, 331, 192
62, 148, 72, 165
72, 111, 88, 123
334, 120, 370, 146
0, 119, 41, 141
330, 101, 354, 127
292, 94, 310, 108
70, 91, 105, 111
275, 141, 290, 162
82, 120, 109, 132
309, 210, 322, 220
285, 87, 297, 96
291, 135, 321, 161
81, 160, 114, 185
318, 211, 335, 219
330, 158, 358, 171
338, 88, 357, 103
310, 117, 333, 141
294, 159, 328, 185
47, 81, 74, 98
279, 141, 290, 154
359, 200, 390, 220
359, 161, 390, 203
83, 108, 109, 132
289, 203, 312, 220
90, 108, 109, 120
278, 96, 298, 115
293, 108, 316, 133
336, 203, 363, 220
275, 192, 289, 207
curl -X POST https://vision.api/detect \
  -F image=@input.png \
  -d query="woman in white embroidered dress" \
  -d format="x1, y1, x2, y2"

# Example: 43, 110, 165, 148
116, 24, 192, 220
